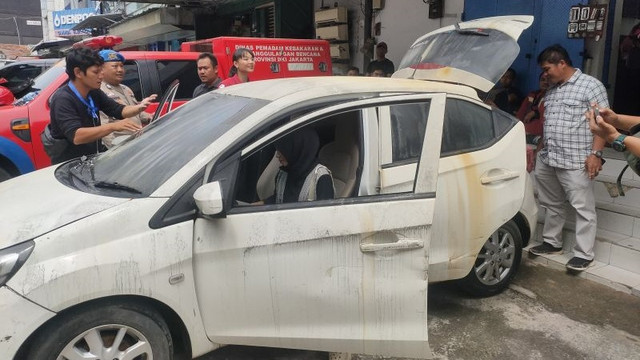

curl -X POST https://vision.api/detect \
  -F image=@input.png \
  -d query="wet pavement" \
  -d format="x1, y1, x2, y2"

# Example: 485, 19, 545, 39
196, 260, 640, 360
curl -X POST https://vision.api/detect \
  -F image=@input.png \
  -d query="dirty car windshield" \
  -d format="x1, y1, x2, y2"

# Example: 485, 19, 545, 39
398, 28, 519, 85
87, 93, 267, 196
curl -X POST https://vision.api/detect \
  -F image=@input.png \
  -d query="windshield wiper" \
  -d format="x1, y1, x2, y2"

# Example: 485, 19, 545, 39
94, 181, 142, 194
69, 155, 95, 186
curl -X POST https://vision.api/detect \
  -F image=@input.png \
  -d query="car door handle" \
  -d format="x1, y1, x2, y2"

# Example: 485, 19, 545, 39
360, 239, 424, 252
480, 169, 520, 185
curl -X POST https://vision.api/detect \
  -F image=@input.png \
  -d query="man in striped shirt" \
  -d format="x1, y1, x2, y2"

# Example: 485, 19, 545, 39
529, 44, 609, 271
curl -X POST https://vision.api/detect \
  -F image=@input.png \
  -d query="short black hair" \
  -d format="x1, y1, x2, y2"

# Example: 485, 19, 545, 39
505, 67, 517, 79
537, 44, 573, 67
198, 52, 218, 66
66, 47, 103, 80
348, 66, 359, 72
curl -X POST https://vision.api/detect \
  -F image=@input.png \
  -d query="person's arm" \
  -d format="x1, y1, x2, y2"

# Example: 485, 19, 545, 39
316, 174, 335, 200
588, 109, 640, 157
73, 119, 141, 145
121, 94, 156, 118
597, 107, 640, 131
516, 94, 533, 122
585, 134, 607, 179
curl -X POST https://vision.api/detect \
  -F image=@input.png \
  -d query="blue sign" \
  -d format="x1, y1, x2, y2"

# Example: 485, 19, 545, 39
52, 8, 95, 36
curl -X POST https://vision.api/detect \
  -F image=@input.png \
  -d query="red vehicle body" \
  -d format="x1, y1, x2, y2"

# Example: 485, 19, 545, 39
0, 36, 332, 181
181, 37, 332, 81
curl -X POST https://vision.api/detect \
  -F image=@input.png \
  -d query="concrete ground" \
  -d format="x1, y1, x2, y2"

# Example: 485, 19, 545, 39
197, 260, 640, 360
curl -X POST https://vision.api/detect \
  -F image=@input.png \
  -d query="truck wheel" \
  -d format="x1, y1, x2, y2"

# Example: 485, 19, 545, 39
25, 303, 173, 360
0, 167, 11, 182
459, 220, 522, 297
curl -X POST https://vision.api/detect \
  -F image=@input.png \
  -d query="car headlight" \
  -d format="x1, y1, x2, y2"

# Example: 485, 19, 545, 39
0, 241, 34, 287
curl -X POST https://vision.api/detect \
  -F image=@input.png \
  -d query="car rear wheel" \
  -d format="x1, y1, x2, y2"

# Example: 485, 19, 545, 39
459, 220, 522, 297
25, 303, 173, 360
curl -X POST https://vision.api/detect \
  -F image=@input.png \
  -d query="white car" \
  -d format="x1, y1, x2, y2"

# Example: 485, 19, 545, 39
0, 16, 535, 360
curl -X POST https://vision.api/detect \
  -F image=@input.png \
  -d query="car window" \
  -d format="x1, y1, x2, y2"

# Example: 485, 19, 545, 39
232, 109, 363, 206
493, 108, 518, 138
155, 60, 199, 100
390, 102, 430, 163
66, 93, 269, 197
441, 98, 494, 156
4, 64, 41, 82
122, 61, 143, 100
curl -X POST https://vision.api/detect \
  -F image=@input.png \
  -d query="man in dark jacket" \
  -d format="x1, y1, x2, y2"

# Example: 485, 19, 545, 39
47, 47, 156, 164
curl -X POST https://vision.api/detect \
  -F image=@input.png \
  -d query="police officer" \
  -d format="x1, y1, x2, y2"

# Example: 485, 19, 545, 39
98, 49, 152, 148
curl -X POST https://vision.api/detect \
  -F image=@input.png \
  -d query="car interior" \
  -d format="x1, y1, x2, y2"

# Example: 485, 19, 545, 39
233, 109, 362, 205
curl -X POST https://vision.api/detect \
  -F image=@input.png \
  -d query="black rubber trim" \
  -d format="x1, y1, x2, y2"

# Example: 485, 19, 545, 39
148, 168, 205, 229
226, 191, 435, 215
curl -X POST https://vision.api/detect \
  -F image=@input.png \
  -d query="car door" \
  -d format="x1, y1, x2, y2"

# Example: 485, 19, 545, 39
192, 94, 445, 358
430, 96, 527, 281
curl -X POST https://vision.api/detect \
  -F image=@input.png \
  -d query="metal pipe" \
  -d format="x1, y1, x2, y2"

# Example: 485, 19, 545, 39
13, 17, 21, 45
363, 0, 372, 72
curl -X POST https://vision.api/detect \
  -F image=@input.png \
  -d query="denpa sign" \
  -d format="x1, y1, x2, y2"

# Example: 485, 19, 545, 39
52, 8, 95, 30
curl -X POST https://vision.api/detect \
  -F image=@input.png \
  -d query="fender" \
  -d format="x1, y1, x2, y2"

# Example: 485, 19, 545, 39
0, 137, 35, 174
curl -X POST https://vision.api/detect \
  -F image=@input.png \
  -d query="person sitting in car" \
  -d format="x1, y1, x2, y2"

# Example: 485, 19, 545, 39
259, 128, 335, 204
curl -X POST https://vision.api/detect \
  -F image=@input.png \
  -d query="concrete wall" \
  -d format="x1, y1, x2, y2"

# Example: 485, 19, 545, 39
312, 0, 464, 74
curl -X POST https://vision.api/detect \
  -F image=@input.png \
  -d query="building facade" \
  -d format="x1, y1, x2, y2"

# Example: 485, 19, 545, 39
0, 0, 43, 46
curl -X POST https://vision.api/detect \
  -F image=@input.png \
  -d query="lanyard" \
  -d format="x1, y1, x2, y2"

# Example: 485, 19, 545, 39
68, 82, 98, 120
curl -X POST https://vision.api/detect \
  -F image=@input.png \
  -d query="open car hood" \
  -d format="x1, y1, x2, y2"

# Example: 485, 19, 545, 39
393, 15, 534, 93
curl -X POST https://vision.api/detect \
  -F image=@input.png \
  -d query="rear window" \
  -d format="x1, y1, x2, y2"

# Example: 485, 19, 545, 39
441, 98, 494, 156
398, 28, 519, 86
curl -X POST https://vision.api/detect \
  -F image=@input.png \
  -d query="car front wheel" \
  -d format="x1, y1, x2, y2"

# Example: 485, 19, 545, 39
25, 303, 173, 360
459, 220, 522, 297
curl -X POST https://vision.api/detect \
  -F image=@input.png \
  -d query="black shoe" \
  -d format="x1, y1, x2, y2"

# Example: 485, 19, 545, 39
529, 242, 563, 255
566, 257, 593, 271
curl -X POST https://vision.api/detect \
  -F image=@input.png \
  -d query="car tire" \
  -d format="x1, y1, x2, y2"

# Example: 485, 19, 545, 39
25, 303, 173, 360
459, 220, 522, 297
0, 167, 11, 182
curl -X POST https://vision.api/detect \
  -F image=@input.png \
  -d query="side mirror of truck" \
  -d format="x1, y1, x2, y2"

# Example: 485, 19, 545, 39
193, 181, 225, 216
0, 85, 15, 106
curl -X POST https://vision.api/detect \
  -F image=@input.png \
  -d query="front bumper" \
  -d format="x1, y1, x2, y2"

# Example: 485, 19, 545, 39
0, 286, 55, 359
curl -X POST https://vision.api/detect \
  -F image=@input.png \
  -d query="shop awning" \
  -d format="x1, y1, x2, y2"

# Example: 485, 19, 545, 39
71, 13, 125, 31
108, 7, 194, 48
31, 38, 73, 51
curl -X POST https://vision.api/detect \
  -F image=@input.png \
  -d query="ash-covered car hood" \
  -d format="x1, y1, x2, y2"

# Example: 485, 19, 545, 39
0, 166, 128, 248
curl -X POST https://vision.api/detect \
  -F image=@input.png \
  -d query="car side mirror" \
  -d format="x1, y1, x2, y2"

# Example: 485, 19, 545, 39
193, 181, 225, 216
0, 86, 15, 106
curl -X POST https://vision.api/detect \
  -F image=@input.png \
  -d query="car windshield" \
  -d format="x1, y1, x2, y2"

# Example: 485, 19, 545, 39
63, 93, 268, 197
397, 28, 519, 85
13, 64, 65, 106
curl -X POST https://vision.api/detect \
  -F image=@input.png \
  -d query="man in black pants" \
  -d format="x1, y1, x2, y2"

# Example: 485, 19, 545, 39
47, 47, 156, 164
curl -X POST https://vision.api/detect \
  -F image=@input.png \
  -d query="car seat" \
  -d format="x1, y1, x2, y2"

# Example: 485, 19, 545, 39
318, 118, 360, 198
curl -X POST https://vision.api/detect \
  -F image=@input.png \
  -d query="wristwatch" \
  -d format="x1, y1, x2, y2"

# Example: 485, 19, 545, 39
591, 150, 603, 158
612, 134, 628, 152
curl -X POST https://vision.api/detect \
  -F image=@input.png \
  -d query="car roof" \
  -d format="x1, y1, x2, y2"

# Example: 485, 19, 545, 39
216, 76, 480, 103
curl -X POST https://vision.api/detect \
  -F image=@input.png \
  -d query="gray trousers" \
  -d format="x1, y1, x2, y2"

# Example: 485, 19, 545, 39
534, 158, 597, 260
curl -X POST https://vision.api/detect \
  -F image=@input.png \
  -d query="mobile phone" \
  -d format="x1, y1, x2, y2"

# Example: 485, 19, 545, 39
591, 105, 600, 123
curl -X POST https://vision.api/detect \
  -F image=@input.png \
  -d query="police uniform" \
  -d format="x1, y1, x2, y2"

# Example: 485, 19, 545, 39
98, 49, 151, 148
99, 82, 151, 148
